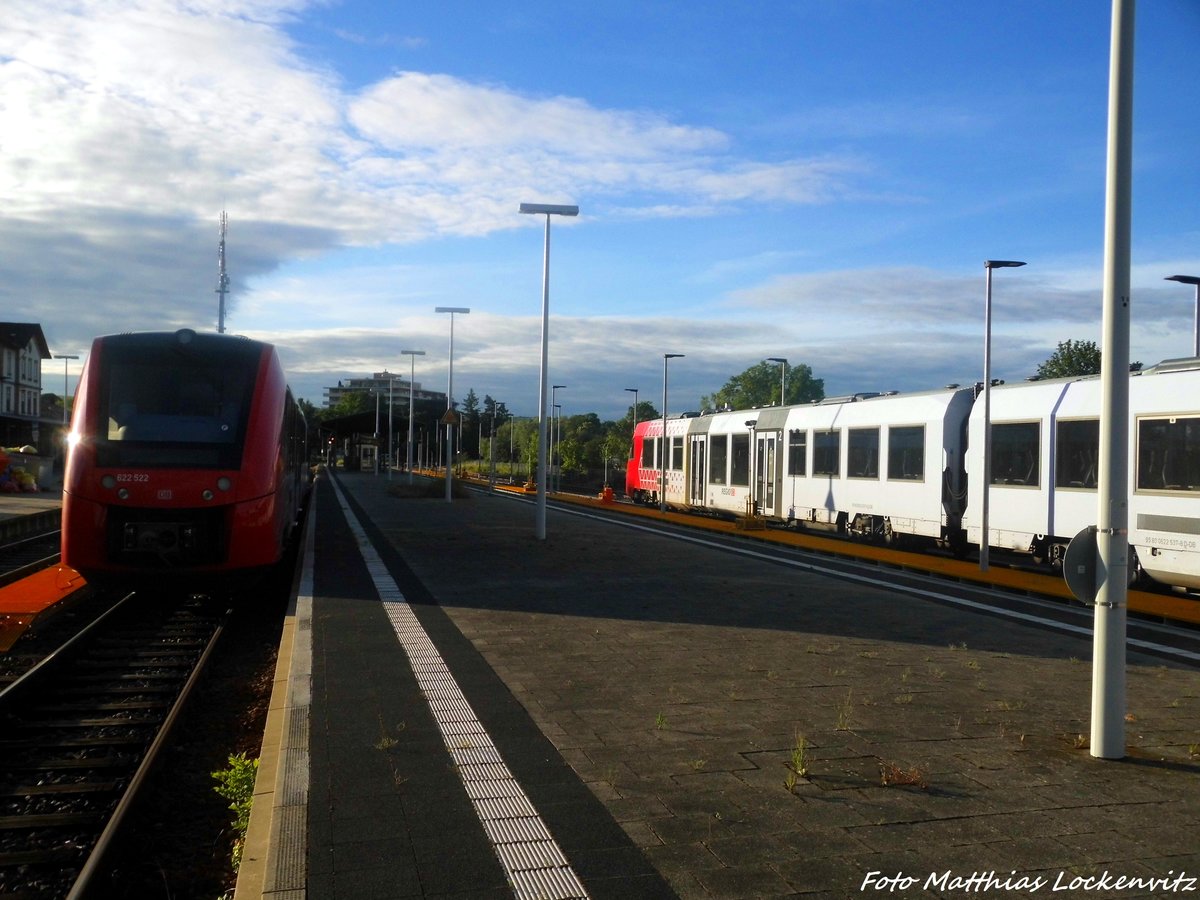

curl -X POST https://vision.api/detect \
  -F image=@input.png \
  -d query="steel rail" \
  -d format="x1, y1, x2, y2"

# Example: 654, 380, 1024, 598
66, 605, 229, 900
0, 591, 137, 711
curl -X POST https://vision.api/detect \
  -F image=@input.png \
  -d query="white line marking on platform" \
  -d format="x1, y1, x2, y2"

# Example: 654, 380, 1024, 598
328, 476, 590, 900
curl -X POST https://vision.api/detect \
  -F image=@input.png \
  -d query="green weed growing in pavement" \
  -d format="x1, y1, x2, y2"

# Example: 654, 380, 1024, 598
655, 712, 667, 730
212, 752, 258, 873
784, 733, 809, 793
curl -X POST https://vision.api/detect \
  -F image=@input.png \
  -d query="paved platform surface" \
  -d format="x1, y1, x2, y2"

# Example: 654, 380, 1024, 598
0, 492, 62, 547
245, 471, 1200, 899
0, 491, 62, 523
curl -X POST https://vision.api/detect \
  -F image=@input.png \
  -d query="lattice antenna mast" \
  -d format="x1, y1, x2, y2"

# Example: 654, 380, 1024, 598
216, 210, 230, 334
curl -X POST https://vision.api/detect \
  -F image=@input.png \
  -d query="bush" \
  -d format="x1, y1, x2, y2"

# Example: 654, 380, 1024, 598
212, 752, 259, 871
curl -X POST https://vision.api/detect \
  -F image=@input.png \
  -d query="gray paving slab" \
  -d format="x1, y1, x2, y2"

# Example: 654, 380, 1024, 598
326, 471, 1200, 899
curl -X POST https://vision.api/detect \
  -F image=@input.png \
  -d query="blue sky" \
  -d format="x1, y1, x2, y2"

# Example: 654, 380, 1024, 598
10, 0, 1200, 420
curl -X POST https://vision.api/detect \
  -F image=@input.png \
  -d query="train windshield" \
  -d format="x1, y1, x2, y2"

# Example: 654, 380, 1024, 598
94, 338, 260, 469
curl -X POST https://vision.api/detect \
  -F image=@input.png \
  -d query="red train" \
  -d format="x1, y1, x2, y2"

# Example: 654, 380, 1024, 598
62, 329, 309, 585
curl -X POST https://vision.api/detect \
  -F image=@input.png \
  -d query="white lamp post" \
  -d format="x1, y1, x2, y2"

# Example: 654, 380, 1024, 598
767, 357, 787, 405
53, 354, 79, 425
1165, 275, 1200, 357
387, 373, 395, 479
551, 384, 565, 493
435, 307, 469, 502
401, 349, 425, 484
520, 202, 579, 540
980, 260, 1026, 572
660, 353, 684, 512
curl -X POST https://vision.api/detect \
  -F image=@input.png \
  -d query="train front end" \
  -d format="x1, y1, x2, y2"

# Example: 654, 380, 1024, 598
62, 329, 292, 585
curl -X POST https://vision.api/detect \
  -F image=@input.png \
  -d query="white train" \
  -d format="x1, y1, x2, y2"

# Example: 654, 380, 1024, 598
626, 358, 1200, 591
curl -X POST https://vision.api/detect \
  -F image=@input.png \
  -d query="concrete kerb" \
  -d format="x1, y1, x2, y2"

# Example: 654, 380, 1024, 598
234, 490, 315, 900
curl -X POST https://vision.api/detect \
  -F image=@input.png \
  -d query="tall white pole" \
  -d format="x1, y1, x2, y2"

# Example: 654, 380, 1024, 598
446, 317, 454, 501
54, 354, 78, 425
436, 308, 470, 502
981, 266, 994, 573
520, 203, 578, 540
388, 376, 394, 480
1164, 277, 1200, 356
216, 211, 230, 334
660, 354, 683, 513
980, 260, 1025, 572
1092, 0, 1134, 760
403, 350, 424, 484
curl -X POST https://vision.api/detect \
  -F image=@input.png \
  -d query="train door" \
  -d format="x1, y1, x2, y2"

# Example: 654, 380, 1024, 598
756, 433, 778, 516
689, 435, 706, 506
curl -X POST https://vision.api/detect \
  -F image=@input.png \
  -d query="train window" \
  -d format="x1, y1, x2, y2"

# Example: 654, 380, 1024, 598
730, 433, 750, 486
991, 422, 1040, 486
709, 434, 728, 484
788, 429, 807, 477
96, 339, 259, 469
848, 428, 879, 479
1055, 419, 1098, 489
1137, 416, 1200, 493
642, 436, 655, 468
671, 436, 684, 470
813, 430, 840, 477
887, 426, 924, 481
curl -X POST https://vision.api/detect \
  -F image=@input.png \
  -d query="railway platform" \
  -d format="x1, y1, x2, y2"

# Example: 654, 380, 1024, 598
0, 490, 62, 543
239, 470, 1200, 899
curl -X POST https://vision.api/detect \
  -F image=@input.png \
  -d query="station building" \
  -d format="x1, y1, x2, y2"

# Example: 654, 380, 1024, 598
0, 323, 52, 451
323, 371, 445, 412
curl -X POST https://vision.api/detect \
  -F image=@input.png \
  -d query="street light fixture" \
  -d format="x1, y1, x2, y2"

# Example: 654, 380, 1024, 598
553, 403, 563, 493
980, 259, 1026, 572
401, 349, 425, 484
386, 372, 395, 479
550, 385, 565, 494
1165, 275, 1200, 358
435, 306, 470, 503
767, 357, 787, 406
660, 354, 684, 513
520, 201, 579, 540
53, 355, 79, 426
624, 387, 639, 427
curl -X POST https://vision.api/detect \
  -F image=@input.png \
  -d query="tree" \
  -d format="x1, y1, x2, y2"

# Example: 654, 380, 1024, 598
327, 391, 373, 418
701, 360, 824, 411
459, 388, 481, 457
1035, 340, 1101, 379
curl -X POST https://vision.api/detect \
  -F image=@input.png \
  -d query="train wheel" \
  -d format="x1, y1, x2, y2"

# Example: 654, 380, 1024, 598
1031, 535, 1050, 566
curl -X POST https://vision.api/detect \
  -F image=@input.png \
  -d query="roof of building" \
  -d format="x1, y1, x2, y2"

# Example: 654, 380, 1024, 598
0, 323, 51, 358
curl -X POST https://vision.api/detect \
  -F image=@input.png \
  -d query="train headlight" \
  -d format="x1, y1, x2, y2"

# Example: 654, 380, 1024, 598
202, 489, 214, 501
101, 475, 116, 489
217, 477, 232, 492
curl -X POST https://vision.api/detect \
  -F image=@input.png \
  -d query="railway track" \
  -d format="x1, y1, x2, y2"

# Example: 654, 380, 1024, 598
0, 531, 62, 586
494, 485, 1200, 642
0, 589, 226, 899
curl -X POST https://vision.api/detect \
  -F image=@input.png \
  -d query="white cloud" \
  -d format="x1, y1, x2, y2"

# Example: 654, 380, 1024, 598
349, 72, 728, 157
